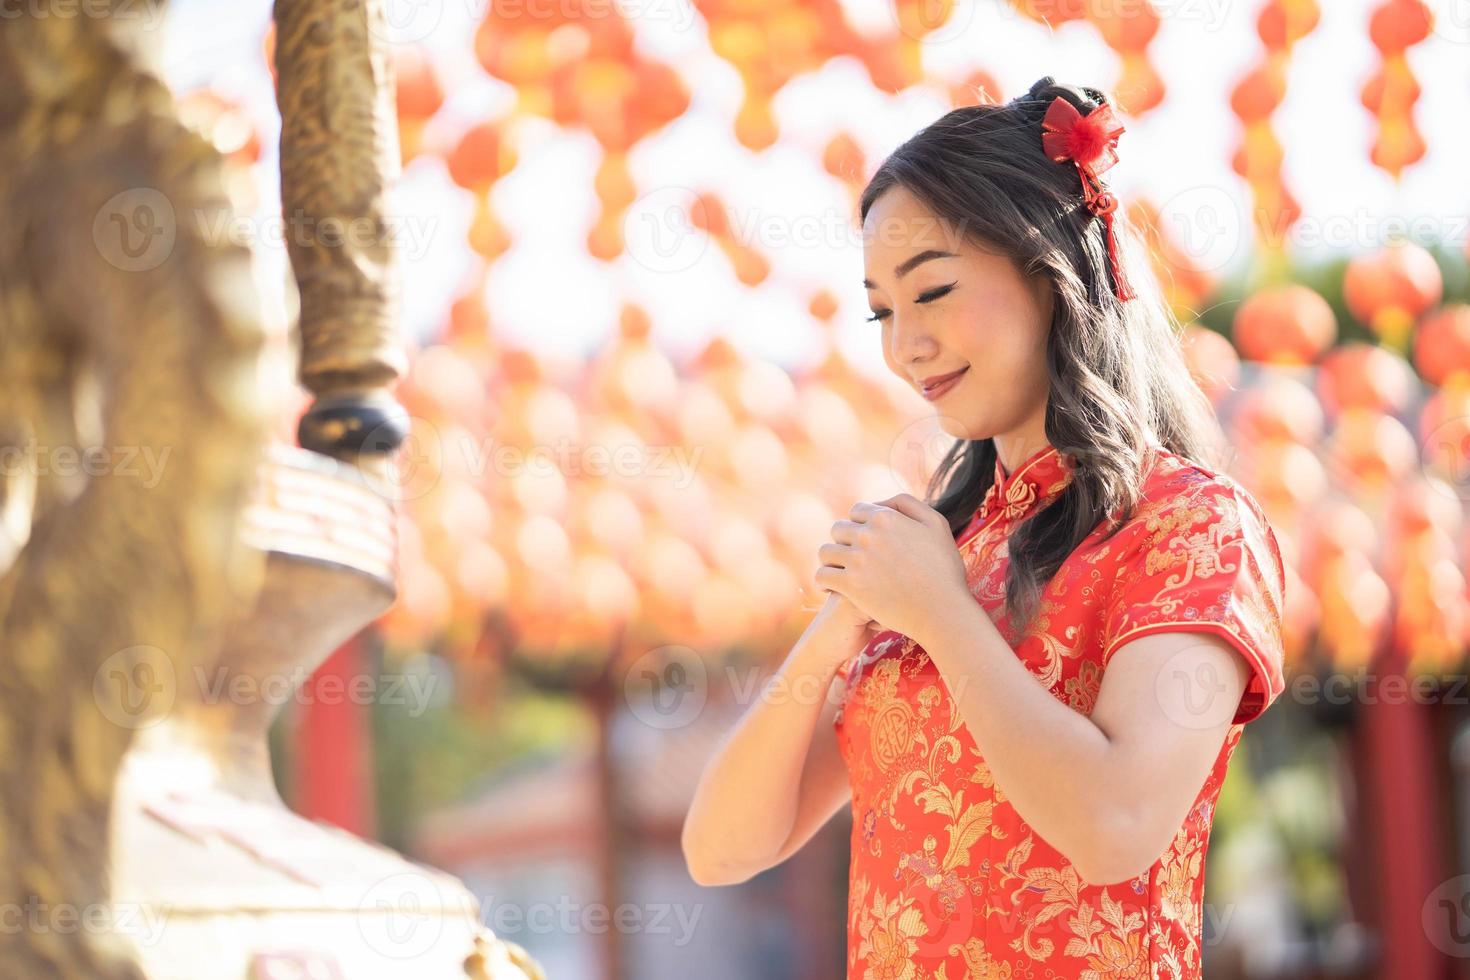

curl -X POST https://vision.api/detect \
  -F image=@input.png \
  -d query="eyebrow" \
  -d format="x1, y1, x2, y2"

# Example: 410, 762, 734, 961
862, 249, 958, 289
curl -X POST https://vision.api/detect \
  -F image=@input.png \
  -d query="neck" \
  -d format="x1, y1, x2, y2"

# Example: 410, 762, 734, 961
992, 416, 1052, 478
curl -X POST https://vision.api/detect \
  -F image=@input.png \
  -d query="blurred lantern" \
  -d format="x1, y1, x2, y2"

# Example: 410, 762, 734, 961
1179, 325, 1241, 403
824, 131, 867, 208
1300, 498, 1380, 588
1009, 0, 1088, 24
175, 90, 263, 211
395, 46, 444, 165
1128, 199, 1219, 313
263, 20, 277, 89
1318, 551, 1392, 669
1363, 0, 1433, 178
688, 192, 769, 287
1390, 528, 1467, 674
447, 121, 518, 261
587, 303, 679, 426
1386, 476, 1462, 545
1228, 370, 1325, 445
1230, 0, 1318, 257
176, 90, 262, 166
1281, 561, 1320, 664
1414, 304, 1470, 386
447, 120, 517, 193
1324, 408, 1419, 495
1088, 0, 1165, 116
948, 69, 1003, 109
1419, 380, 1470, 491
1257, 0, 1321, 48
1234, 438, 1327, 516
773, 491, 836, 577
796, 385, 863, 461
1232, 284, 1336, 364
1343, 240, 1443, 349
809, 288, 840, 324
1231, 61, 1287, 126
1315, 342, 1417, 417
729, 422, 791, 490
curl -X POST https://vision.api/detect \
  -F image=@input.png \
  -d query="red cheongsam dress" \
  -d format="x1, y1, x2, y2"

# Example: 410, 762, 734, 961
833, 441, 1286, 980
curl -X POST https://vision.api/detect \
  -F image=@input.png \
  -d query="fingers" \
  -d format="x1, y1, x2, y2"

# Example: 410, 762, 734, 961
829, 519, 863, 545
817, 541, 855, 569
848, 500, 898, 525
875, 492, 943, 526
813, 563, 847, 595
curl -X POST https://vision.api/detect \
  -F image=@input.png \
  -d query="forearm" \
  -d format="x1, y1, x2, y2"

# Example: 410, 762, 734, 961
916, 600, 1133, 880
682, 615, 864, 880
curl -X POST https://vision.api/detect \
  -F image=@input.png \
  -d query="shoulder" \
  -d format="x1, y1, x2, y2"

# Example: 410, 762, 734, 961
1098, 447, 1289, 722
1095, 447, 1286, 604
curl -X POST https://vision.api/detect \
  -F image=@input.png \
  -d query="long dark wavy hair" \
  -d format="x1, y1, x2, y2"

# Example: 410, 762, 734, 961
859, 76, 1226, 632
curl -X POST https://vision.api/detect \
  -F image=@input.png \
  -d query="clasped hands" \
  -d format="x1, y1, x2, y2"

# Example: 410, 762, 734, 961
815, 493, 972, 645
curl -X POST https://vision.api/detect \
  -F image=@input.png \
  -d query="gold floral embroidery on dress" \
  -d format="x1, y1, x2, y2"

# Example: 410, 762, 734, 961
1156, 825, 1204, 960
936, 941, 1014, 979
1062, 659, 1102, 713
853, 882, 929, 980
988, 833, 1148, 972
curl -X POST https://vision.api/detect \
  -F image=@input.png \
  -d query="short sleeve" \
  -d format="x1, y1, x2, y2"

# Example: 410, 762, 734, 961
1100, 480, 1286, 725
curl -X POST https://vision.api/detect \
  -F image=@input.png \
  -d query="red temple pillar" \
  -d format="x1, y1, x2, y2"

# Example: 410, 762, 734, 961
1356, 670, 1450, 979
294, 635, 376, 838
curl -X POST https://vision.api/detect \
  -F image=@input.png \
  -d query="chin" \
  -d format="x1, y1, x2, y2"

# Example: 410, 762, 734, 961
934, 412, 986, 441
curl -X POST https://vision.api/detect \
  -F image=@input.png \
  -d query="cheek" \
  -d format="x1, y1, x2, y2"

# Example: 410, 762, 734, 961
948, 293, 1044, 375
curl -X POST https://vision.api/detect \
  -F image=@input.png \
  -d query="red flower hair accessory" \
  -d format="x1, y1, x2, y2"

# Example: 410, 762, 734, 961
1040, 95, 1136, 302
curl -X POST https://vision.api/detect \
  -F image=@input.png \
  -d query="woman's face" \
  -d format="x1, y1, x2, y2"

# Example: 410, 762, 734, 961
862, 185, 1054, 441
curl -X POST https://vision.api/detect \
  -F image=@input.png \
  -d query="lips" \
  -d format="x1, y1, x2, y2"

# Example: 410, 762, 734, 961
919, 366, 969, 400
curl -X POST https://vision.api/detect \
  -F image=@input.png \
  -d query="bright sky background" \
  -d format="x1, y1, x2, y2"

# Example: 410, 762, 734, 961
159, 0, 1470, 378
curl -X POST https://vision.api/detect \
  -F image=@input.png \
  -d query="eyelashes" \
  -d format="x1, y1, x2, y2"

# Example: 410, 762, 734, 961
864, 281, 959, 323
917, 282, 958, 304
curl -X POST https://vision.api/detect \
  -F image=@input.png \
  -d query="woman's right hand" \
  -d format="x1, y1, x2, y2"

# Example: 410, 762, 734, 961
815, 589, 876, 634
801, 591, 881, 676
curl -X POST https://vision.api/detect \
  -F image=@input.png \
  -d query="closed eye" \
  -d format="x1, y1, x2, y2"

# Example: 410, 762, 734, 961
865, 282, 958, 323
917, 282, 957, 303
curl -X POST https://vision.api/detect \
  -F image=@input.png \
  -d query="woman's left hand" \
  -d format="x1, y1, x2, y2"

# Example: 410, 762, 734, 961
815, 493, 971, 643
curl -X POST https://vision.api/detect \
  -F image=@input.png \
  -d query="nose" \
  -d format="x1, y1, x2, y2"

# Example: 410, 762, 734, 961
886, 312, 939, 369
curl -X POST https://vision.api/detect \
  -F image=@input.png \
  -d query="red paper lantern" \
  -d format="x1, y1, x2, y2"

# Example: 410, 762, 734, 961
1414, 304, 1470, 385
1316, 342, 1417, 416
1343, 240, 1443, 335
1230, 60, 1287, 123
1369, 0, 1433, 51
447, 121, 516, 192
1232, 284, 1336, 364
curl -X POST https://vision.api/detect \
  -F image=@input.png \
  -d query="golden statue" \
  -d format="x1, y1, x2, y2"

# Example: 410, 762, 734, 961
0, 1, 542, 976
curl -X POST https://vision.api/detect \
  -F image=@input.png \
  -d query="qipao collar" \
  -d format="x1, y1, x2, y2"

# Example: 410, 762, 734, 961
977, 443, 1075, 526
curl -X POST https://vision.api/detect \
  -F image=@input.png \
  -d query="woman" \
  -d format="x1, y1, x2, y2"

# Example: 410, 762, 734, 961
682, 77, 1286, 979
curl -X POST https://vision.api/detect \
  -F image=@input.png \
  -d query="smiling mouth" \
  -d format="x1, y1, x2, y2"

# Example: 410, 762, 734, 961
920, 366, 969, 399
